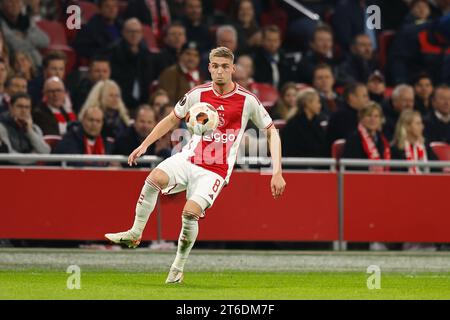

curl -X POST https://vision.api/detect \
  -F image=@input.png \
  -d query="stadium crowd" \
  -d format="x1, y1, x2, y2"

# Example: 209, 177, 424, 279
0, 0, 449, 171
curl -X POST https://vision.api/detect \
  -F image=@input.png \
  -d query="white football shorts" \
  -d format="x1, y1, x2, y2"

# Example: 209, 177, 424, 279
155, 152, 225, 211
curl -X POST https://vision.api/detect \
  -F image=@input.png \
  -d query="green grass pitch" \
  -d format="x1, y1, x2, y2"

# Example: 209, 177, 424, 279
1, 270, 450, 300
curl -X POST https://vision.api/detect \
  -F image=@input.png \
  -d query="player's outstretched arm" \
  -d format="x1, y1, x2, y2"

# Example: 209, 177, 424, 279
266, 124, 286, 199
128, 112, 181, 166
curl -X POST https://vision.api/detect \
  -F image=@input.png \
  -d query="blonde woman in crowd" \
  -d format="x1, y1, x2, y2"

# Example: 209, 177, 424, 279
391, 109, 437, 251
79, 80, 131, 142
391, 109, 435, 174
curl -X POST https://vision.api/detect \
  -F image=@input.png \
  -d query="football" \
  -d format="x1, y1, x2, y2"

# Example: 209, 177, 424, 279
186, 102, 219, 135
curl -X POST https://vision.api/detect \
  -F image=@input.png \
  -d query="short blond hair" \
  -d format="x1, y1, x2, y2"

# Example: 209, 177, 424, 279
358, 101, 385, 129
209, 46, 234, 63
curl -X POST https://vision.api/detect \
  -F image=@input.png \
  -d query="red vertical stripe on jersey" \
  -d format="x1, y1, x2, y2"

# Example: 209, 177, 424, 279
189, 90, 246, 179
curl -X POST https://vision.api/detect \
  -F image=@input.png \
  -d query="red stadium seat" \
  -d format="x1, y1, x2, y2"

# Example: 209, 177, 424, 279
384, 87, 393, 98
430, 142, 450, 160
332, 139, 346, 160
430, 142, 450, 173
378, 30, 396, 72
250, 83, 279, 109
36, 20, 68, 45
78, 1, 98, 24
142, 25, 160, 53
43, 135, 62, 149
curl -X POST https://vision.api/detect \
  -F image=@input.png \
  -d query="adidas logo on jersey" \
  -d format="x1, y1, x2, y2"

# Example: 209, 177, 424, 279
217, 105, 225, 111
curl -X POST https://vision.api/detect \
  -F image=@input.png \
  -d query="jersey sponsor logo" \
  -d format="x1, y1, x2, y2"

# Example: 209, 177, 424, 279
203, 131, 237, 143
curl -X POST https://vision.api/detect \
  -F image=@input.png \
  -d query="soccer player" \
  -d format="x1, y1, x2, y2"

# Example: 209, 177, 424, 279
105, 47, 286, 283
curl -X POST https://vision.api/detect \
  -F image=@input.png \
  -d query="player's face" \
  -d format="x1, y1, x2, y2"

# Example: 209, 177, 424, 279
209, 57, 236, 86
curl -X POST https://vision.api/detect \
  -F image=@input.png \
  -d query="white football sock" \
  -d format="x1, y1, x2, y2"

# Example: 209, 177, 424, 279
171, 214, 199, 271
130, 178, 160, 238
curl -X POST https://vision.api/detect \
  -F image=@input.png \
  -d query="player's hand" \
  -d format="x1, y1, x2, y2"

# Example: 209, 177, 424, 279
271, 173, 286, 199
128, 145, 148, 166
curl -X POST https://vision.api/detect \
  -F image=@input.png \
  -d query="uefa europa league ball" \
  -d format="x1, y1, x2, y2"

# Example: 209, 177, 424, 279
186, 102, 219, 135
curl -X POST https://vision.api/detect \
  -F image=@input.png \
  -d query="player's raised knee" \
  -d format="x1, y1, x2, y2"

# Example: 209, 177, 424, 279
147, 169, 169, 190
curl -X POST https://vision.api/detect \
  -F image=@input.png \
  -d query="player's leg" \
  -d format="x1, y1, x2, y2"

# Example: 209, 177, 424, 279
106, 153, 190, 248
166, 196, 207, 284
129, 169, 169, 237
105, 169, 169, 248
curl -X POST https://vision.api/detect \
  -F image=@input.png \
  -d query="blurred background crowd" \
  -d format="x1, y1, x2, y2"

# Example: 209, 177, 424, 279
0, 0, 449, 170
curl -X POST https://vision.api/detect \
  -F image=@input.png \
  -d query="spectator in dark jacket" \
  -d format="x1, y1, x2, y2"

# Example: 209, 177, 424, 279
232, 0, 262, 53
28, 51, 69, 108
367, 70, 387, 104
424, 85, 450, 143
332, 0, 378, 53
327, 82, 369, 146
270, 82, 298, 121
413, 73, 434, 117
73, 0, 122, 60
389, 14, 450, 85
123, 0, 171, 43
53, 106, 113, 166
158, 22, 187, 70
109, 18, 159, 114
297, 24, 338, 85
382, 84, 415, 140
113, 105, 158, 167
281, 88, 328, 158
181, 0, 211, 54
0, 0, 49, 67
402, 0, 432, 27
1, 74, 28, 114
0, 92, 50, 164
252, 25, 295, 89
69, 57, 111, 115
312, 63, 340, 116
336, 34, 378, 86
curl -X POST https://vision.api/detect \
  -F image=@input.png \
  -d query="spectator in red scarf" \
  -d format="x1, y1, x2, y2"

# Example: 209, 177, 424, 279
53, 106, 113, 167
158, 41, 203, 104
342, 102, 390, 172
391, 109, 436, 173
33, 77, 76, 142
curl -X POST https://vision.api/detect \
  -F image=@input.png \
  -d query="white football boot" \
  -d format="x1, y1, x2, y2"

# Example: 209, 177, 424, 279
165, 267, 184, 284
105, 230, 141, 248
